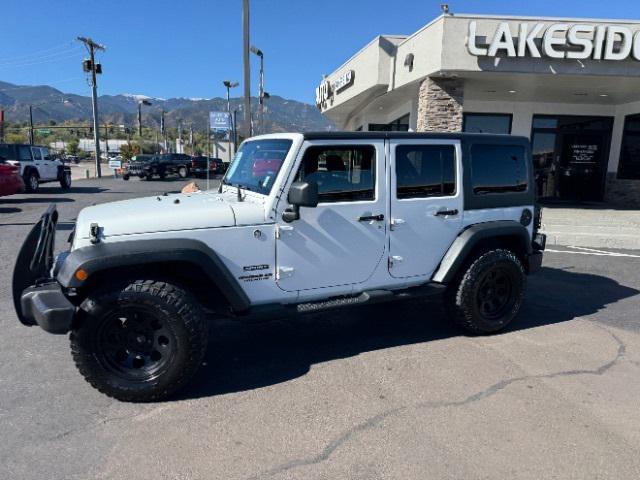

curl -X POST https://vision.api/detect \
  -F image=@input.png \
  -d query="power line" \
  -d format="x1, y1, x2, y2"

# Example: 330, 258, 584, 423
0, 49, 84, 69
0, 41, 77, 63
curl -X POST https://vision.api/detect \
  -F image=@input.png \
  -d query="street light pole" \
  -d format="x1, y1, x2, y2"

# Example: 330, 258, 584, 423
250, 46, 264, 135
77, 36, 105, 178
223, 80, 239, 155
138, 99, 151, 154
242, 0, 252, 138
28, 105, 34, 145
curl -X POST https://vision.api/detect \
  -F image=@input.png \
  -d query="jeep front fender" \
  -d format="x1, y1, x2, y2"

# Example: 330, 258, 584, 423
432, 221, 532, 284
57, 238, 250, 312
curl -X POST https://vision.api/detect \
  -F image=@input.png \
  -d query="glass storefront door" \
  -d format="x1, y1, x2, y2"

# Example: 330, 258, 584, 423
532, 116, 613, 202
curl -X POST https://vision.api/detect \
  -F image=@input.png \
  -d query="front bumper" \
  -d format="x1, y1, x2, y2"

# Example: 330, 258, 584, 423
527, 232, 547, 274
20, 282, 75, 334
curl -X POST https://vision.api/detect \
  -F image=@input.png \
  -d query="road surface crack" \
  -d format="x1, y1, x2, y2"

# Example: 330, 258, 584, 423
248, 325, 626, 479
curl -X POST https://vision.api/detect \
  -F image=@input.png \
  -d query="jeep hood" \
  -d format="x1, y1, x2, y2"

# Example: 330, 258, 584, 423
74, 190, 266, 241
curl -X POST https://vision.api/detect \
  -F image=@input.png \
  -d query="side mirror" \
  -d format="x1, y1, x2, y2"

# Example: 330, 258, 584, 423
282, 181, 319, 223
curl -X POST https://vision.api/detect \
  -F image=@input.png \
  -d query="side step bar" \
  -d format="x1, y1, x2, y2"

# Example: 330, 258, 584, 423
296, 283, 446, 314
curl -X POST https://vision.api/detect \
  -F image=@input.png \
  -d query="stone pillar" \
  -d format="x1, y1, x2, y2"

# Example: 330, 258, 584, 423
416, 77, 464, 132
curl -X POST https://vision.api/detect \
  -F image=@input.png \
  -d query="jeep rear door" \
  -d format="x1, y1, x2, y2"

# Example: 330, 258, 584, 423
276, 140, 387, 292
388, 139, 463, 279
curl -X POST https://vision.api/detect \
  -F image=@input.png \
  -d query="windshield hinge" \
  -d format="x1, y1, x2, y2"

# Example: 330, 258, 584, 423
275, 225, 294, 239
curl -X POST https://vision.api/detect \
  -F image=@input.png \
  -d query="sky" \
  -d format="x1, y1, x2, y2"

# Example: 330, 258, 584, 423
0, 0, 639, 105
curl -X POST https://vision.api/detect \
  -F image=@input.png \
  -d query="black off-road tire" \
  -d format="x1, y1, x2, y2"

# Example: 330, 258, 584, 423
59, 171, 72, 189
25, 170, 39, 193
178, 166, 188, 178
146, 172, 154, 181
122, 173, 130, 181
445, 249, 525, 335
70, 279, 208, 402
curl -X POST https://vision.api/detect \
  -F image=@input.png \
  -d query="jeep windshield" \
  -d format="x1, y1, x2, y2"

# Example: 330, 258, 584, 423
222, 138, 292, 195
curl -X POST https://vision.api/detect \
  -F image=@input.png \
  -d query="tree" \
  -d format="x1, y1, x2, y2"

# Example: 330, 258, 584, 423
67, 138, 80, 156
120, 143, 140, 162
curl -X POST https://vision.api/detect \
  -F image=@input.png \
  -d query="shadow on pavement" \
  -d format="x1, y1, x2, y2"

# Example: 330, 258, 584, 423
0, 207, 21, 214
0, 197, 74, 204
177, 267, 639, 401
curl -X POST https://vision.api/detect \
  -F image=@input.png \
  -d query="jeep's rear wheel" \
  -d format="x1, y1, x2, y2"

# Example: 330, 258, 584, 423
445, 249, 525, 335
25, 171, 39, 193
71, 279, 208, 402
178, 166, 188, 178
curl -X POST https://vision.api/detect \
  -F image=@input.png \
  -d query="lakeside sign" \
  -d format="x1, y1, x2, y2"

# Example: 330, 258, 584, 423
468, 21, 640, 61
315, 70, 355, 109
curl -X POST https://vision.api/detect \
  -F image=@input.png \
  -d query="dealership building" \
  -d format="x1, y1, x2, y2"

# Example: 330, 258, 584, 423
316, 13, 640, 205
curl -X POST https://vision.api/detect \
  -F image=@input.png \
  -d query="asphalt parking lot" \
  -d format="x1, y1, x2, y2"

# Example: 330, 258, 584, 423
2, 178, 640, 479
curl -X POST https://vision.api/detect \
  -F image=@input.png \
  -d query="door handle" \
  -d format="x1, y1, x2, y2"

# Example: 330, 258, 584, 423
434, 209, 459, 217
358, 214, 385, 222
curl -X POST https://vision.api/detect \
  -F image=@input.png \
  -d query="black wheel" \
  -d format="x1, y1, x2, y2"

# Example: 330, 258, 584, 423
445, 249, 525, 335
146, 172, 154, 181
59, 171, 72, 189
71, 279, 208, 402
178, 166, 188, 178
122, 174, 130, 181
25, 171, 39, 193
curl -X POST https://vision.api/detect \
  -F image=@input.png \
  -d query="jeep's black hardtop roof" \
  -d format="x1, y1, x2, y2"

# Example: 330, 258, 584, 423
302, 131, 529, 144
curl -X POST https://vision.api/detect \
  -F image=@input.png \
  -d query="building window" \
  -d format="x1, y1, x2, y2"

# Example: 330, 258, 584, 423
297, 145, 375, 203
470, 144, 527, 195
369, 113, 410, 132
619, 114, 640, 180
463, 113, 512, 134
395, 145, 456, 199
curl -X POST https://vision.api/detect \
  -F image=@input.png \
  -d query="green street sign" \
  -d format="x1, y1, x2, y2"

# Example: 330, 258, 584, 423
37, 128, 51, 135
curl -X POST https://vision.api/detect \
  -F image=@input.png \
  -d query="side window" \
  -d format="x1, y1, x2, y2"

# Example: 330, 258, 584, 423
296, 145, 375, 203
42, 148, 51, 160
31, 147, 43, 161
19, 146, 33, 161
471, 144, 527, 195
395, 144, 456, 199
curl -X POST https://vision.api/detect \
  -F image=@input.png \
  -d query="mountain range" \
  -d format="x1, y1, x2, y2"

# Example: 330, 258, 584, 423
0, 80, 334, 133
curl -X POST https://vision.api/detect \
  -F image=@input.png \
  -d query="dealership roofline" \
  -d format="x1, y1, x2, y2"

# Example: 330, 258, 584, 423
319, 34, 407, 83
448, 13, 640, 25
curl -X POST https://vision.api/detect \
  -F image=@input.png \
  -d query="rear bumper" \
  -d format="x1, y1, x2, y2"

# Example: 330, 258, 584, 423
20, 282, 75, 334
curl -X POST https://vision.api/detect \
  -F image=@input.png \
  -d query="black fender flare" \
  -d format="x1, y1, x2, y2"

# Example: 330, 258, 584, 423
432, 220, 532, 284
57, 238, 250, 312
57, 164, 71, 180
23, 165, 39, 178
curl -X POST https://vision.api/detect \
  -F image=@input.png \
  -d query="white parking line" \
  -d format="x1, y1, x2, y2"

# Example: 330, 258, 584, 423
546, 247, 640, 258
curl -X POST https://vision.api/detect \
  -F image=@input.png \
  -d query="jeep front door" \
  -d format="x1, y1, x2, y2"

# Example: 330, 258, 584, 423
388, 140, 463, 279
276, 141, 387, 292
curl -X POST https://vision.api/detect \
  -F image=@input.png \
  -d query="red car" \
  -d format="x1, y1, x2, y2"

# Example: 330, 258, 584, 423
0, 160, 25, 197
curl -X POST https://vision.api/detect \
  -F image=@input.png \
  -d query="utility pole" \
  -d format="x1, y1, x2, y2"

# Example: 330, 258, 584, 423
77, 36, 105, 178
28, 105, 34, 145
0, 109, 4, 143
242, 0, 252, 138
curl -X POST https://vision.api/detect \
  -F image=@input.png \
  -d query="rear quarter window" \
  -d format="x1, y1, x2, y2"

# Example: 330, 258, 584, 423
470, 144, 528, 195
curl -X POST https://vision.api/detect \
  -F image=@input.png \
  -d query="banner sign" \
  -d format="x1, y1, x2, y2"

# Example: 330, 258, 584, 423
210, 111, 231, 138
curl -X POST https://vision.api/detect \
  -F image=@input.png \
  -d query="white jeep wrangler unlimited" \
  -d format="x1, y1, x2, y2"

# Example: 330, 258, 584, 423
13, 132, 545, 402
0, 143, 72, 192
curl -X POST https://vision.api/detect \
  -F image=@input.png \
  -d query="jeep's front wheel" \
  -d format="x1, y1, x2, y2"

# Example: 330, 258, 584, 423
71, 279, 208, 402
445, 249, 525, 335
60, 171, 72, 189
